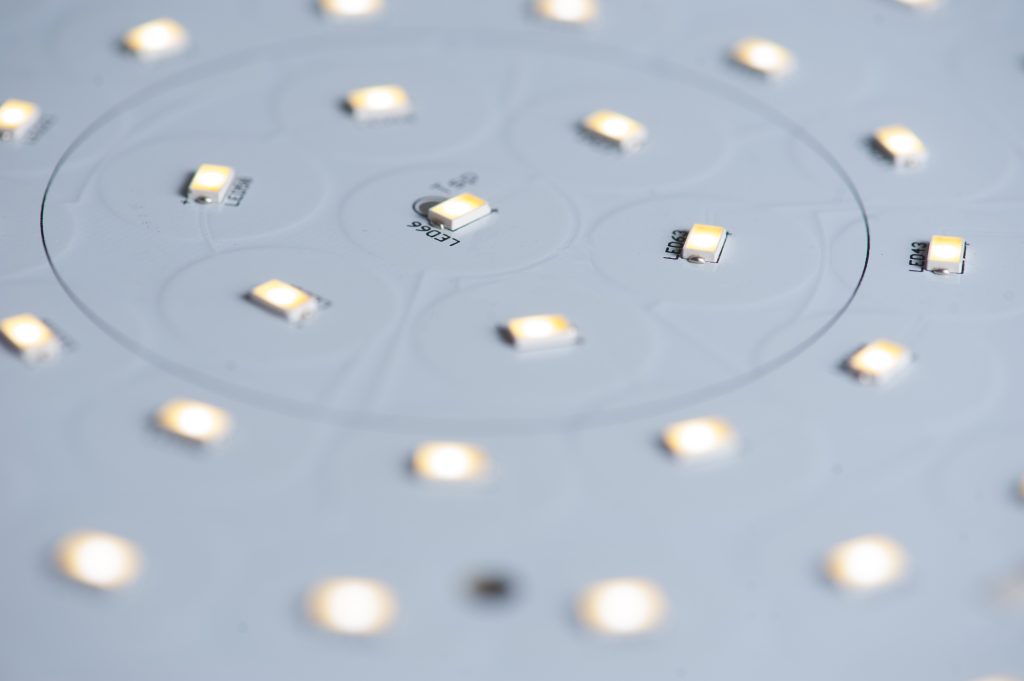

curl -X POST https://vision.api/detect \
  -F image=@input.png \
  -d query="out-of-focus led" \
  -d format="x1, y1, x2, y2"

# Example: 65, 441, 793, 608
412, 442, 489, 482
428, 193, 492, 231
682, 224, 727, 263
306, 578, 397, 636
122, 18, 189, 60
926, 235, 965, 274
731, 38, 795, 78
319, 0, 384, 17
1, 313, 61, 363
873, 124, 927, 168
846, 339, 911, 385
577, 578, 667, 635
345, 84, 413, 122
580, 109, 647, 153
895, 0, 939, 8
534, 0, 599, 24
248, 279, 319, 323
825, 534, 908, 591
187, 163, 235, 204
0, 99, 40, 141
155, 398, 232, 445
504, 314, 579, 352
55, 531, 141, 590
662, 417, 738, 461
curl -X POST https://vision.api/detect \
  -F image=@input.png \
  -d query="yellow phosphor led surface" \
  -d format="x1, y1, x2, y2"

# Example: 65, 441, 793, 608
427, 192, 492, 231
873, 124, 928, 168
504, 313, 580, 352
248, 279, 319, 323
731, 37, 796, 78
306, 578, 397, 636
926, 235, 966, 274
682, 223, 727, 263
0, 99, 40, 141
534, 0, 599, 24
580, 109, 647, 153
122, 18, 189, 60
577, 578, 667, 636
895, 0, 939, 8
662, 417, 738, 461
319, 0, 384, 17
846, 339, 912, 385
412, 442, 489, 482
54, 531, 141, 590
155, 399, 232, 445
0, 313, 61, 363
825, 534, 909, 591
345, 84, 413, 122
187, 163, 236, 204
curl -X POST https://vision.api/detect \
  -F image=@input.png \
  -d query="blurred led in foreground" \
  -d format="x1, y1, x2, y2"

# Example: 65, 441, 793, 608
412, 442, 489, 482
248, 279, 319, 323
504, 314, 579, 352
187, 163, 235, 204
926, 235, 965, 274
846, 339, 911, 385
155, 399, 232, 445
682, 224, 727, 263
428, 193, 492, 231
580, 109, 647, 153
895, 0, 939, 8
826, 534, 908, 591
577, 578, 666, 635
873, 124, 927, 168
122, 18, 189, 60
320, 0, 384, 16
663, 417, 738, 461
0, 99, 40, 141
534, 0, 599, 24
731, 38, 795, 78
345, 84, 413, 122
55, 531, 141, 590
1, 313, 61, 363
306, 578, 397, 636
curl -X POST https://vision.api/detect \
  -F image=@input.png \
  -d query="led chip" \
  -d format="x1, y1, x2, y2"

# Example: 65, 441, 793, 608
534, 0, 599, 24
155, 398, 232, 445
925, 235, 965, 274
319, 0, 384, 17
825, 534, 908, 591
873, 124, 927, 168
122, 18, 189, 60
580, 109, 647, 153
412, 442, 489, 482
306, 578, 397, 636
731, 38, 796, 79
682, 224, 727, 263
0, 99, 40, 141
345, 85, 413, 122
846, 339, 912, 385
187, 163, 236, 204
577, 578, 667, 636
503, 314, 580, 352
662, 417, 738, 461
895, 0, 939, 8
428, 192, 492, 231
248, 279, 319, 323
1, 313, 61, 363
54, 531, 142, 590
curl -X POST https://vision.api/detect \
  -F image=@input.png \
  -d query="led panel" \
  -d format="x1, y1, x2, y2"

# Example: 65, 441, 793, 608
580, 109, 647, 152
0, 99, 40, 141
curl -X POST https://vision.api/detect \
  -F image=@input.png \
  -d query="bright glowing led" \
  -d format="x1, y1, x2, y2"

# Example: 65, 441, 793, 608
662, 417, 738, 461
412, 442, 489, 482
972, 676, 1023, 681
534, 0, 599, 24
0, 313, 61, 363
926, 235, 965, 274
345, 84, 413, 122
682, 224, 727, 263
0, 99, 40, 141
248, 279, 319, 323
504, 313, 580, 352
187, 163, 236, 204
319, 0, 384, 17
895, 0, 939, 8
122, 18, 189, 60
55, 531, 141, 590
428, 192, 492, 231
155, 398, 232, 445
731, 38, 795, 78
873, 124, 928, 168
580, 109, 647, 153
846, 339, 912, 385
826, 535, 908, 591
306, 578, 397, 636
577, 578, 667, 635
